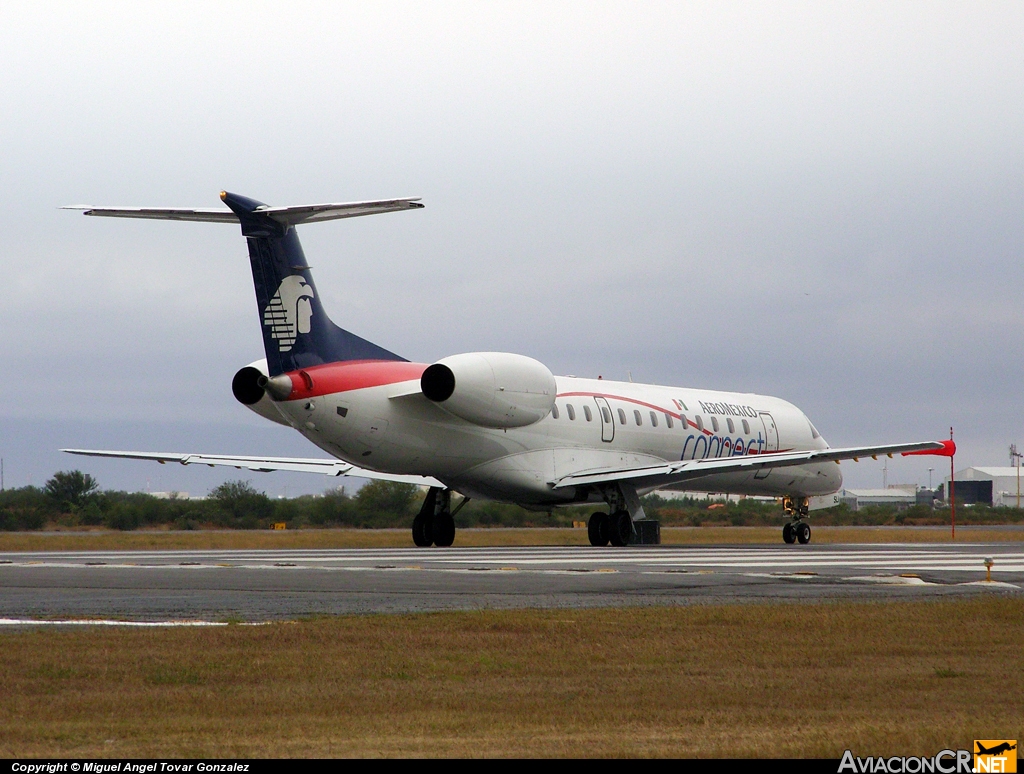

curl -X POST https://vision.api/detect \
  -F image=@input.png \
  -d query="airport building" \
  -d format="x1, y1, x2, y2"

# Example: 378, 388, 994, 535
838, 486, 924, 511
942, 467, 1024, 507
149, 491, 207, 501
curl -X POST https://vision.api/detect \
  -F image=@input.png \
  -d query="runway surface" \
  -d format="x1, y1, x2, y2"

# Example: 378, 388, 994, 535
1, 543, 1021, 622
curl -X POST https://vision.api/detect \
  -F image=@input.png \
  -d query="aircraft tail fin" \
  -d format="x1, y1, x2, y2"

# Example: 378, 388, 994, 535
67, 192, 423, 375
219, 191, 413, 375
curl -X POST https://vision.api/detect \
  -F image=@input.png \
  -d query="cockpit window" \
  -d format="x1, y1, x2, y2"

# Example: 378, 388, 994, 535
808, 419, 821, 439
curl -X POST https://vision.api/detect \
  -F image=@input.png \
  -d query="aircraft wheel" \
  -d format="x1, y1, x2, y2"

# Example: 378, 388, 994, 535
796, 522, 811, 544
782, 523, 796, 544
434, 513, 456, 547
412, 512, 434, 547
608, 510, 633, 547
588, 512, 610, 547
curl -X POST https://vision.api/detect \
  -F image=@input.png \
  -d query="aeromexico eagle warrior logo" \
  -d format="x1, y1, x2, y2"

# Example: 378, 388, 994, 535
263, 276, 314, 352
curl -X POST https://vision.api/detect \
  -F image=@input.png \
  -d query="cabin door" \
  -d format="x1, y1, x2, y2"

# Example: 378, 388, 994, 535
754, 411, 779, 479
594, 397, 615, 443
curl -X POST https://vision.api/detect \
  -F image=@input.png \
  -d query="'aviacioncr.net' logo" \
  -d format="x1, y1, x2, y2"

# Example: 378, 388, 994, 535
263, 276, 314, 352
974, 740, 1017, 773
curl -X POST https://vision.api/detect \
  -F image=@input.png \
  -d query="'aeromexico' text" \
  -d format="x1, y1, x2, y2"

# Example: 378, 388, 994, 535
698, 400, 758, 418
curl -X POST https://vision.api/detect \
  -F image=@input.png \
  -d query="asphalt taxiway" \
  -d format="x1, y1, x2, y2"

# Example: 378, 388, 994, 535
0, 543, 1020, 622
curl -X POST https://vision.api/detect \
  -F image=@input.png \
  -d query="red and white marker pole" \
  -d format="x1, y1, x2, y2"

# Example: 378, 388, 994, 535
949, 427, 955, 540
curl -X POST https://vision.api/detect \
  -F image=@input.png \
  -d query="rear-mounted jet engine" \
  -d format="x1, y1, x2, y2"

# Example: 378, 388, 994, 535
420, 352, 556, 428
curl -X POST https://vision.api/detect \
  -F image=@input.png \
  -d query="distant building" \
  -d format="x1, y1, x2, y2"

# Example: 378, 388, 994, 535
654, 490, 776, 504
148, 491, 206, 501
839, 487, 919, 511
943, 467, 1024, 507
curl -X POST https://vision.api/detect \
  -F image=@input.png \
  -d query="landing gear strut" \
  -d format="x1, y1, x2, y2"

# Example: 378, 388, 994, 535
412, 487, 468, 547
782, 496, 811, 545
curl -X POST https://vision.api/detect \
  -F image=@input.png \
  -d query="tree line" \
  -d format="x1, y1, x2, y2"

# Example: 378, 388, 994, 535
0, 470, 1021, 531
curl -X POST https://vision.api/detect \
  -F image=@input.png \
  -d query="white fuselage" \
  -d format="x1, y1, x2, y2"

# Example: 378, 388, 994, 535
267, 370, 842, 507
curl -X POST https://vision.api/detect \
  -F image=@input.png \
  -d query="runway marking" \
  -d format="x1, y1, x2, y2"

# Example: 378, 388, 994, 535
959, 581, 1021, 589
4, 547, 1020, 562
844, 575, 936, 586
0, 618, 270, 627
2, 547, 1022, 576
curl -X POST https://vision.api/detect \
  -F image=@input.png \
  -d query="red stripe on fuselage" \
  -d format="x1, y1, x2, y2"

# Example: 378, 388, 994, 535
559, 391, 683, 420
284, 360, 427, 401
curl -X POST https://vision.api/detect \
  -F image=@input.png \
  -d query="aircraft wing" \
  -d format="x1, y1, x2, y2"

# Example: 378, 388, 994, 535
61, 449, 443, 487
550, 439, 954, 490
62, 198, 423, 226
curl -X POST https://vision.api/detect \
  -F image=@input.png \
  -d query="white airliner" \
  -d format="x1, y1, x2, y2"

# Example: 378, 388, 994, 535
63, 192, 954, 547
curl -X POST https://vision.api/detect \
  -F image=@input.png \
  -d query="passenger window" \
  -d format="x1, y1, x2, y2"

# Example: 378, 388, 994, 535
742, 419, 750, 435
583, 405, 593, 422
567, 404, 576, 420
665, 414, 673, 428
634, 410, 642, 426
551, 404, 559, 419
680, 414, 688, 428
650, 411, 658, 427
601, 407, 611, 423
618, 408, 626, 425
711, 417, 719, 433
696, 416, 704, 432
727, 418, 735, 434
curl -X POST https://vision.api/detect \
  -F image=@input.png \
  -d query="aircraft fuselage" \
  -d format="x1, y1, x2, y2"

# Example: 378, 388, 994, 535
261, 360, 841, 507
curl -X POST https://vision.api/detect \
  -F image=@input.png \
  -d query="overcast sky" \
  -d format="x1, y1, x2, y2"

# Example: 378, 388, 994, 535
1, 2, 1022, 497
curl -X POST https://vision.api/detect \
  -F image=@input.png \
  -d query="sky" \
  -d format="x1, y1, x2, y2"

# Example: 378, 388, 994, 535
1, 2, 1022, 497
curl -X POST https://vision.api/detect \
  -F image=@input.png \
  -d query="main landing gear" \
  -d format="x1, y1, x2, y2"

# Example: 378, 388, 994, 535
588, 510, 632, 547
782, 496, 811, 545
412, 487, 469, 547
588, 484, 649, 547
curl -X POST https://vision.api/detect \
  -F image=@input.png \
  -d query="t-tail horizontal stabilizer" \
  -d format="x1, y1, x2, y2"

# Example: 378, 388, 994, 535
62, 197, 423, 225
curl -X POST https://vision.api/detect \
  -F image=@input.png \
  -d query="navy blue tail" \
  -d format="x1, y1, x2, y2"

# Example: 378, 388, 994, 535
221, 192, 406, 376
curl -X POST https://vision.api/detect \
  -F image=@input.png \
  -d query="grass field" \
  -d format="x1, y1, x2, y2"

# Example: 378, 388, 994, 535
1, 524, 1021, 552
0, 597, 1021, 757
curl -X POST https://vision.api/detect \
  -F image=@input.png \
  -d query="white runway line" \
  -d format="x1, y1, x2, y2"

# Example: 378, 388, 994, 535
843, 575, 937, 585
0, 618, 269, 627
3, 546, 1023, 575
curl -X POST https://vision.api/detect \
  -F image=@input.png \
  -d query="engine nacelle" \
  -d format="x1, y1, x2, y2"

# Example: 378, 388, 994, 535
421, 352, 556, 428
231, 359, 291, 427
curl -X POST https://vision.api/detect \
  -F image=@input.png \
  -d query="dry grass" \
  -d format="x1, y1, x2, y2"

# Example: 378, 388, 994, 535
0, 525, 1021, 552
0, 598, 1021, 757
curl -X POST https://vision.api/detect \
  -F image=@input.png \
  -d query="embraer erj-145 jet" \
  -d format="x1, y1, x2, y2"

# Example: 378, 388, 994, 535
63, 192, 954, 547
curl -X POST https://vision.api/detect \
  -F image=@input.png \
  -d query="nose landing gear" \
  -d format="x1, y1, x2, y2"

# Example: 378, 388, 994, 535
782, 496, 811, 545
